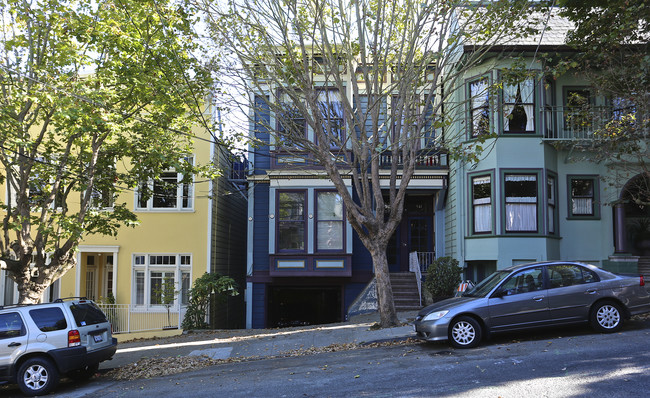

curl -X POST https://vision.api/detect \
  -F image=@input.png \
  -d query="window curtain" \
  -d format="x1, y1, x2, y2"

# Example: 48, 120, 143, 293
503, 78, 535, 132
474, 198, 492, 233
572, 198, 593, 215
505, 175, 537, 232
473, 176, 491, 233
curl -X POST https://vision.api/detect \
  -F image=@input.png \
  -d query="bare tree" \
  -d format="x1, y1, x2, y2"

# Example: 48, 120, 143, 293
200, 0, 540, 326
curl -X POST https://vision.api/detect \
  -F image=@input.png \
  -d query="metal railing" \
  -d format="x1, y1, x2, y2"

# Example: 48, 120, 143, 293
542, 106, 625, 140
97, 303, 186, 334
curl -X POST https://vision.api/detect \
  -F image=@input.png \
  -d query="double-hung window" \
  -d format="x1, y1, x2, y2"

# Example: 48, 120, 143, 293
568, 176, 599, 218
316, 191, 344, 251
472, 175, 492, 234
316, 88, 345, 149
136, 157, 193, 211
547, 175, 556, 234
277, 191, 306, 252
468, 77, 490, 138
133, 254, 191, 307
276, 90, 307, 148
504, 174, 538, 233
503, 78, 535, 133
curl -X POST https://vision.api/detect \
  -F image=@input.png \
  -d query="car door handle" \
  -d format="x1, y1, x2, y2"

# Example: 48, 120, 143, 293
586, 289, 597, 294
532, 296, 544, 302
8, 342, 21, 347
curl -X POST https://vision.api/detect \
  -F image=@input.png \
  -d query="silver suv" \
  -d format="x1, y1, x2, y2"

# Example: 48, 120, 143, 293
0, 297, 117, 396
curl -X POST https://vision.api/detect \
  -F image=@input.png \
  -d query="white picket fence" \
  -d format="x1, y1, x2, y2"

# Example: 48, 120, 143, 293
96, 304, 187, 334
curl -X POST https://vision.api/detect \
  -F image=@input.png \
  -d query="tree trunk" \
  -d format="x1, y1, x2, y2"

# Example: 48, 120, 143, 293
370, 247, 399, 327
17, 279, 46, 305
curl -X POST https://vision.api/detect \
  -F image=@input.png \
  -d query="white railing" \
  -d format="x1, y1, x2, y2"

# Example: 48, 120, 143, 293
417, 251, 436, 273
96, 303, 186, 334
409, 252, 423, 307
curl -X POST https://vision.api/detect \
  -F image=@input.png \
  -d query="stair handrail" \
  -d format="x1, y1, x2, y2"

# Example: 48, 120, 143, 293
409, 251, 422, 307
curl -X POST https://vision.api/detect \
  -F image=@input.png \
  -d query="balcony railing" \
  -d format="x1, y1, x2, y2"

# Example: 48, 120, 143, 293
379, 149, 448, 169
542, 106, 627, 140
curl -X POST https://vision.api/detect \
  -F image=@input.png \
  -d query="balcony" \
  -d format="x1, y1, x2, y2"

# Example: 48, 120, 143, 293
542, 106, 628, 141
378, 149, 448, 169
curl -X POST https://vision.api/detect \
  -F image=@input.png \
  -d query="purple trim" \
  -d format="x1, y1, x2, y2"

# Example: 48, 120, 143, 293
269, 255, 352, 277
276, 190, 308, 253
314, 189, 346, 254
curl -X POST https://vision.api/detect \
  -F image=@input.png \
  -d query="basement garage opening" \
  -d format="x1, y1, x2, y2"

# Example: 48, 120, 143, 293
268, 286, 342, 328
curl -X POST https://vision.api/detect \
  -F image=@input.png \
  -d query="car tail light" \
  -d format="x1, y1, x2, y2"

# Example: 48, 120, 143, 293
68, 330, 81, 347
641, 275, 645, 287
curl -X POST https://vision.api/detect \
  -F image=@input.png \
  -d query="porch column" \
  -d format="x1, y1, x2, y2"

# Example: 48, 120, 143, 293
75, 251, 81, 297
614, 203, 627, 254
112, 251, 118, 301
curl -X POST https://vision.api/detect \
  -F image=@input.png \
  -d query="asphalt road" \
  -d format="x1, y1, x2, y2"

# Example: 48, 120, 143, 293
4, 319, 650, 398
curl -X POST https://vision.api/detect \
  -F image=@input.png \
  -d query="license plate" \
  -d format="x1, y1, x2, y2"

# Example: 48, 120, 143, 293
93, 335, 103, 343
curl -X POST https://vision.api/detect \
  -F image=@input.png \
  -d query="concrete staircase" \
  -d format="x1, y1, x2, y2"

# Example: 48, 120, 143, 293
390, 272, 423, 311
638, 256, 650, 279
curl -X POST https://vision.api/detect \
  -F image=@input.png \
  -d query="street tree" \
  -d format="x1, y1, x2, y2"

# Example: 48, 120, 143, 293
200, 0, 541, 326
557, 0, 650, 206
0, 0, 215, 304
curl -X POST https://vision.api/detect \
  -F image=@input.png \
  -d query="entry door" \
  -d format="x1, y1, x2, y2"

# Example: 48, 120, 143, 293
400, 216, 433, 272
86, 267, 97, 300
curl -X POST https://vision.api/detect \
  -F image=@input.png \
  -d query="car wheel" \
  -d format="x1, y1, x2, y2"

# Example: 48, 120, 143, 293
449, 316, 482, 349
591, 301, 623, 333
69, 362, 100, 380
17, 357, 60, 396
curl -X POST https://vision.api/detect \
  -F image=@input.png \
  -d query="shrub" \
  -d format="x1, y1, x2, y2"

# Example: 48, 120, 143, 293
424, 257, 462, 299
181, 272, 238, 330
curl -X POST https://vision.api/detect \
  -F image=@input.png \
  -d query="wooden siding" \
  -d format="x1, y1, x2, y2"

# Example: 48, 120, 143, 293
210, 150, 248, 329
251, 282, 266, 329
252, 183, 270, 271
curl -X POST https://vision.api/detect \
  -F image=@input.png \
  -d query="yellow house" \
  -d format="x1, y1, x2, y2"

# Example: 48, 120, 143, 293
0, 123, 247, 339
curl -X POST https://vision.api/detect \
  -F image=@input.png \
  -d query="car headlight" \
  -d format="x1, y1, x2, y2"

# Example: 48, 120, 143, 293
423, 310, 449, 321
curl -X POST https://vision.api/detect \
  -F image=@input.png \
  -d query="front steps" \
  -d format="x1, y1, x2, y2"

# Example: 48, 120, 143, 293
390, 272, 423, 311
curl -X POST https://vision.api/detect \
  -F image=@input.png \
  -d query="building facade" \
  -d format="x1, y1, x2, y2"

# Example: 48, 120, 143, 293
0, 122, 247, 335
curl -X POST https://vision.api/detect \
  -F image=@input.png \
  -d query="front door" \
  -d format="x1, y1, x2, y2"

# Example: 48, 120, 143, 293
387, 195, 435, 273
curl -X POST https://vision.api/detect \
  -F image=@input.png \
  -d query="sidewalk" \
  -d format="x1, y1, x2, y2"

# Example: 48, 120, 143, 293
104, 310, 419, 370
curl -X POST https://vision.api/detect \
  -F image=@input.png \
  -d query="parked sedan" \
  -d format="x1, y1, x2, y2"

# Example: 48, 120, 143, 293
413, 261, 650, 348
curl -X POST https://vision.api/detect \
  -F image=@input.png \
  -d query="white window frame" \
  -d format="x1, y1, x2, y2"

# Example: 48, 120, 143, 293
135, 156, 194, 212
131, 253, 192, 311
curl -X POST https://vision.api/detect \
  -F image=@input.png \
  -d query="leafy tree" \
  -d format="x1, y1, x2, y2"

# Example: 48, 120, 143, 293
557, 0, 650, 205
198, 0, 541, 327
181, 272, 238, 330
0, 0, 215, 304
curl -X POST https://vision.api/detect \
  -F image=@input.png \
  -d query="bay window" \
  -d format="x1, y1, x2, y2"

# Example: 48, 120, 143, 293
277, 191, 306, 251
316, 191, 344, 250
316, 88, 345, 149
503, 78, 535, 133
547, 175, 556, 234
468, 77, 490, 137
472, 175, 492, 234
504, 174, 538, 232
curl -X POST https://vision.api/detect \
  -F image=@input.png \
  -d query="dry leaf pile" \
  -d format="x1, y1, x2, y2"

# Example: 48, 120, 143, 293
105, 338, 418, 381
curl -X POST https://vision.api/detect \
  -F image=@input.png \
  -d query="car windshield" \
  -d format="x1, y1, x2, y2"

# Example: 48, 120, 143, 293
463, 271, 510, 298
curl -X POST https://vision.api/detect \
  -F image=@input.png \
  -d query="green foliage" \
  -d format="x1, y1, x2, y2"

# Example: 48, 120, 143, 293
424, 257, 462, 299
0, 0, 217, 303
181, 273, 239, 330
